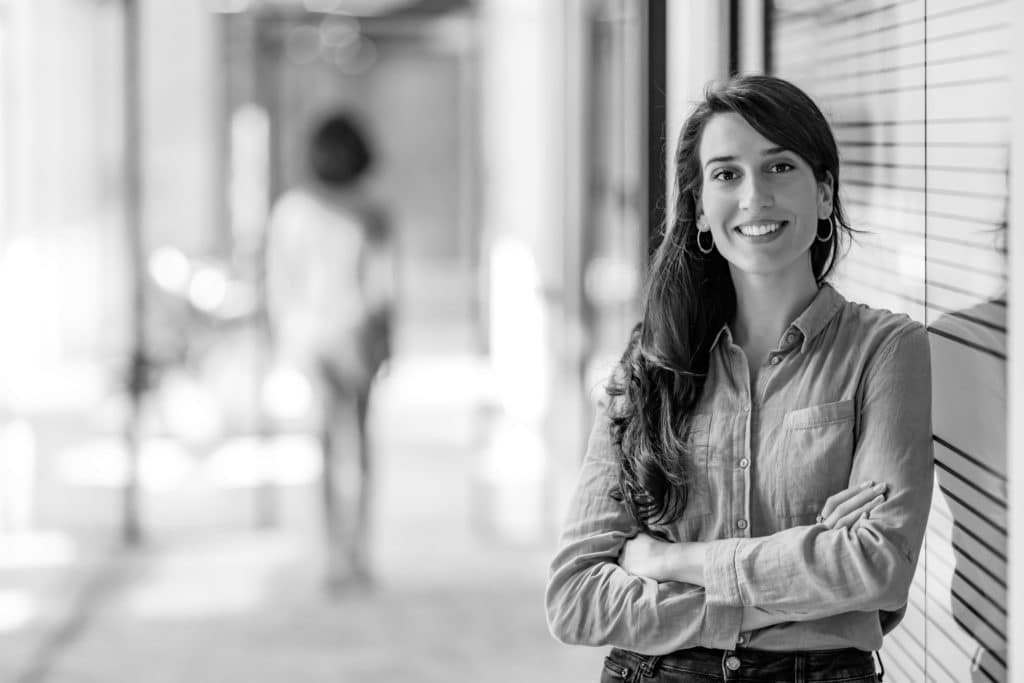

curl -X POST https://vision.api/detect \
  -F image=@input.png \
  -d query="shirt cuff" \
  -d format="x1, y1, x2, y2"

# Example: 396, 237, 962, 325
699, 538, 745, 648
700, 601, 743, 649
704, 537, 744, 607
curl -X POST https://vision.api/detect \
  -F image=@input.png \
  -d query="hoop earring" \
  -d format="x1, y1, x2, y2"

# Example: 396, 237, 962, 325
697, 230, 714, 254
816, 219, 834, 243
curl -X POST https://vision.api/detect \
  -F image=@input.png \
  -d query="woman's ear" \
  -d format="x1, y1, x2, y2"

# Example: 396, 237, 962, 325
817, 170, 835, 220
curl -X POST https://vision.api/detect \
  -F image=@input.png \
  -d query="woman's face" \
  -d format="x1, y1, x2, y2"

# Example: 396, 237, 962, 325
696, 112, 833, 280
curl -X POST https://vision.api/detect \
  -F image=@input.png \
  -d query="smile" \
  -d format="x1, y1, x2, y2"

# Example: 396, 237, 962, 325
735, 221, 786, 237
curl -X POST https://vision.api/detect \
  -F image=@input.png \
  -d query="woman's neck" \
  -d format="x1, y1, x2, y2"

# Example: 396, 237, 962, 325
729, 263, 819, 351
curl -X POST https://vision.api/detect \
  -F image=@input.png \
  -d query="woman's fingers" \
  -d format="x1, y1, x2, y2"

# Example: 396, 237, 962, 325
829, 494, 885, 529
819, 482, 887, 529
819, 480, 876, 521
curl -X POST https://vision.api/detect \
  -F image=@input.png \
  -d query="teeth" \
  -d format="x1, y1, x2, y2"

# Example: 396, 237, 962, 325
737, 222, 783, 237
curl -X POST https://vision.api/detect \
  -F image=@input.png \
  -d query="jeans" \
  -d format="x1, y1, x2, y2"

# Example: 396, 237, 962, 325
601, 647, 880, 683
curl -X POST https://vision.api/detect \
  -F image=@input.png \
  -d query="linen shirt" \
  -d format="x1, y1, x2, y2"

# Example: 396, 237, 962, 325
546, 283, 933, 654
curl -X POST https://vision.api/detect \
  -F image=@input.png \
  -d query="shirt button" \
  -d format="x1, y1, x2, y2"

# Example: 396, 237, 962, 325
770, 356, 781, 365
725, 655, 741, 671
736, 519, 748, 530
739, 458, 749, 469
737, 634, 746, 646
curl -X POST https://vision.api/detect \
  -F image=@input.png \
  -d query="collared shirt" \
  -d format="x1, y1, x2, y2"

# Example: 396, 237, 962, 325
545, 283, 934, 654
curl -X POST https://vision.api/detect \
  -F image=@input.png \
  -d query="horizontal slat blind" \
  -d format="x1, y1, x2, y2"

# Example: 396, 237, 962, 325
771, 0, 1010, 680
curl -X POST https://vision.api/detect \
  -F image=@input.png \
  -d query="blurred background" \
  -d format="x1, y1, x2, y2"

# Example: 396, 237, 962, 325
0, 0, 1022, 681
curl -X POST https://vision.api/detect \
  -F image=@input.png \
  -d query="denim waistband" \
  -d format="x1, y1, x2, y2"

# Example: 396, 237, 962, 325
607, 646, 877, 682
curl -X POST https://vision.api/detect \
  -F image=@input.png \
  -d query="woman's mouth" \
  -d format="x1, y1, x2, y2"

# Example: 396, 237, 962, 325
735, 221, 787, 240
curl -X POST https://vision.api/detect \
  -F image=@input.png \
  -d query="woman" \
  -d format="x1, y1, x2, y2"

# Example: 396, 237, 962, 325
545, 75, 933, 682
266, 112, 394, 590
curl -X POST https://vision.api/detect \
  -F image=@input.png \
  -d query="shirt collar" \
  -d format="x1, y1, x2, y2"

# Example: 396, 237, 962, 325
709, 323, 732, 351
789, 282, 845, 352
708, 282, 845, 353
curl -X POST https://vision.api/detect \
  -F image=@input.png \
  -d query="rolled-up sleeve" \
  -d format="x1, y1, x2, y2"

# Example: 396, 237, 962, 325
703, 323, 934, 617
545, 401, 743, 653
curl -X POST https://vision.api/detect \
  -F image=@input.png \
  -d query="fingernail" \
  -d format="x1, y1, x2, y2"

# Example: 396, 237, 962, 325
861, 481, 874, 489
873, 495, 884, 503
873, 482, 885, 491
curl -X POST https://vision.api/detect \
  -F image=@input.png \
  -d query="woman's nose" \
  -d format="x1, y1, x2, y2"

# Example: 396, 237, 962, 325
740, 175, 774, 211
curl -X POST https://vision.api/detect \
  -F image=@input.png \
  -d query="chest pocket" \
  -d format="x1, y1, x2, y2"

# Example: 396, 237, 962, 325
774, 399, 856, 522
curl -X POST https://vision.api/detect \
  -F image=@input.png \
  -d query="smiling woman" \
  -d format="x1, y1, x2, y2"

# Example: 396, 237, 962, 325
698, 113, 832, 280
545, 75, 934, 683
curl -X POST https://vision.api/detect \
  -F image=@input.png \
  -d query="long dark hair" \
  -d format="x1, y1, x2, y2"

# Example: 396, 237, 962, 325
606, 75, 854, 529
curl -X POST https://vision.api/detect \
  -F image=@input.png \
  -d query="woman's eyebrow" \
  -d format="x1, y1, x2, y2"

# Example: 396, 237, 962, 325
703, 147, 791, 169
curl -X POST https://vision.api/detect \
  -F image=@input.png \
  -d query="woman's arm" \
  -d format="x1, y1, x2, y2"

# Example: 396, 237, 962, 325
545, 401, 743, 653
696, 323, 933, 618
620, 483, 887, 630
621, 480, 887, 584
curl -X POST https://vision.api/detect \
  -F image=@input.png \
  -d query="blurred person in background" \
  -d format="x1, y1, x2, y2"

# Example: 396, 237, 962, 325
266, 112, 394, 591
546, 76, 933, 682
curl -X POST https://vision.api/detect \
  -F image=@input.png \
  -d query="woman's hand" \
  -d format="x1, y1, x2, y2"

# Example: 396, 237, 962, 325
816, 480, 887, 530
619, 532, 671, 581
619, 533, 708, 585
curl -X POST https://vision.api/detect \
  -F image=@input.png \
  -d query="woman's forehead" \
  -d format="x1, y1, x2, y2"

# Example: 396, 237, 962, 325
699, 112, 787, 163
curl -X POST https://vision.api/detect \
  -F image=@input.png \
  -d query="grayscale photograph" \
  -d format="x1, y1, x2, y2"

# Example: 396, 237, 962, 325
0, 1, 1021, 681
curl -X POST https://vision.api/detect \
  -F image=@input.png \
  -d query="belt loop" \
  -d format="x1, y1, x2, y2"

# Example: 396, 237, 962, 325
720, 650, 729, 681
641, 655, 662, 677
794, 651, 805, 683
874, 650, 886, 682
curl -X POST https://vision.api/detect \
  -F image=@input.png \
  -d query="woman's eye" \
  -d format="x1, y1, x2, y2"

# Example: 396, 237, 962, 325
768, 162, 794, 173
712, 169, 737, 181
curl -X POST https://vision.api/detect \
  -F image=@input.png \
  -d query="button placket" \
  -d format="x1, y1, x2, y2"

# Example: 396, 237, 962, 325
737, 447, 751, 535
738, 402, 754, 540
